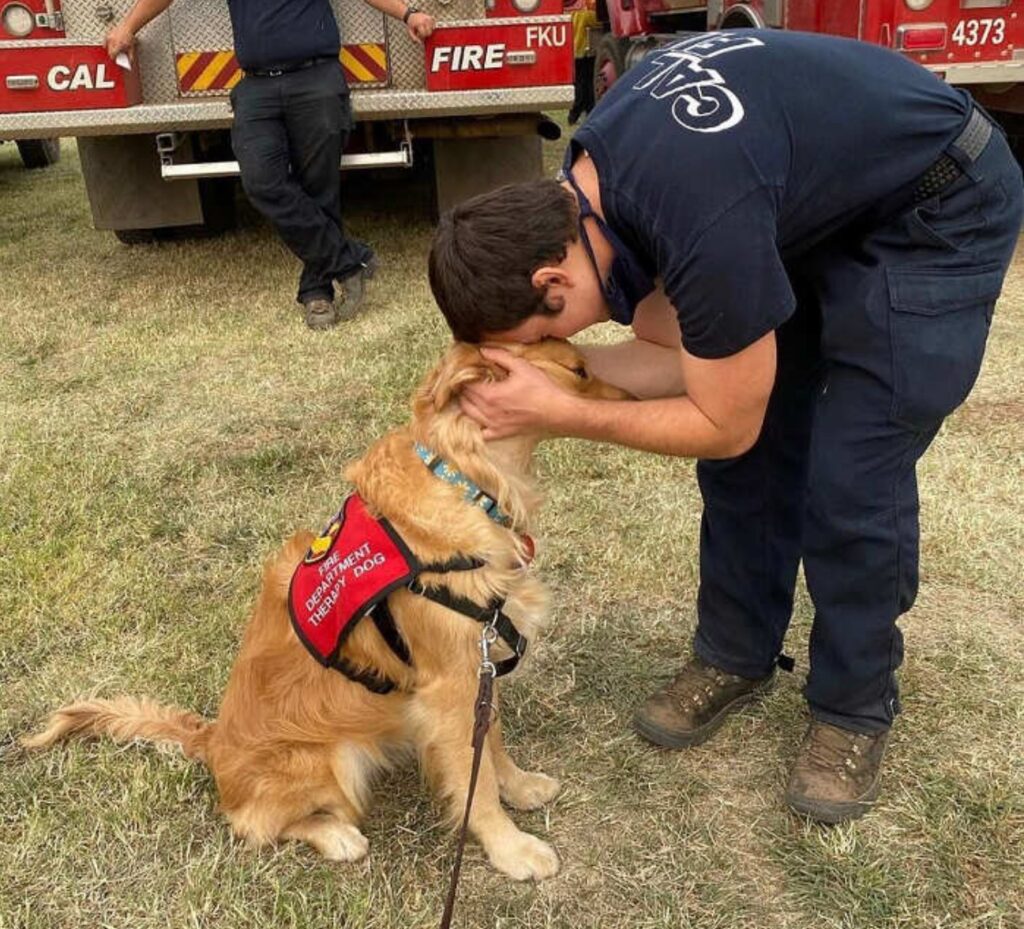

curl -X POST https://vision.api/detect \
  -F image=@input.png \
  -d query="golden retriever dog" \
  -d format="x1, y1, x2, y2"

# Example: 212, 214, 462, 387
23, 338, 629, 882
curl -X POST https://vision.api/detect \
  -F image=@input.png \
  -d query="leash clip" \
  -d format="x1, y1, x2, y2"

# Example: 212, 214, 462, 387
479, 615, 499, 678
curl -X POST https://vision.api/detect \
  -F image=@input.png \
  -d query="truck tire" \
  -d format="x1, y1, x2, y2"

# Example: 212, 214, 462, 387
114, 229, 159, 245
593, 34, 629, 103
17, 138, 61, 169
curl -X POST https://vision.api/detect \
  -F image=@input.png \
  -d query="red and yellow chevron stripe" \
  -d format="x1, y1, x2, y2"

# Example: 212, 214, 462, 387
176, 50, 242, 93
340, 43, 388, 83
176, 44, 389, 94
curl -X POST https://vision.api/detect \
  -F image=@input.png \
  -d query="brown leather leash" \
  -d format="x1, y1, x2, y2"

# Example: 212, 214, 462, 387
438, 620, 499, 929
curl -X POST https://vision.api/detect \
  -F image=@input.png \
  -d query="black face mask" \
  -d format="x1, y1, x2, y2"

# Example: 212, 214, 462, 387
559, 161, 656, 327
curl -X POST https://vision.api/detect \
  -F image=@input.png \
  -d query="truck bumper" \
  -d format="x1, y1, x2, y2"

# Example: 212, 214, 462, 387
930, 60, 1024, 86
0, 85, 573, 140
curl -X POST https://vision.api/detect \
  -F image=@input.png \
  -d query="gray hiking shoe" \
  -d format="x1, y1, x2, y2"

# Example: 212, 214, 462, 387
785, 721, 889, 824
336, 255, 379, 322
303, 297, 338, 330
633, 656, 774, 749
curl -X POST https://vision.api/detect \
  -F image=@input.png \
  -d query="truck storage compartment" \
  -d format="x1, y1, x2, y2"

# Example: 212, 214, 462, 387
1, 42, 140, 112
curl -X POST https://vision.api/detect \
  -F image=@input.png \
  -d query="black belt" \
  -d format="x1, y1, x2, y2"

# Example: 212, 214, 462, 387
245, 56, 335, 78
910, 106, 994, 206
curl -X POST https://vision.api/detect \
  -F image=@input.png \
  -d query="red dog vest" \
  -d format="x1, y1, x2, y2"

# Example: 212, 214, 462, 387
289, 494, 419, 667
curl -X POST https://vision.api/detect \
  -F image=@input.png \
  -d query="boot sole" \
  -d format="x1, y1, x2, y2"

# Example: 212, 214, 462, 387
785, 774, 882, 825
632, 676, 775, 749
304, 311, 339, 330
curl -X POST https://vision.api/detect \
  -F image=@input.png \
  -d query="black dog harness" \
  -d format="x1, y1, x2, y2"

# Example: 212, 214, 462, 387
287, 446, 529, 694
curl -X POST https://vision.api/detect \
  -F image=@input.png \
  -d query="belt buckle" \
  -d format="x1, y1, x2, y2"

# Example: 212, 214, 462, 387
267, 68, 283, 77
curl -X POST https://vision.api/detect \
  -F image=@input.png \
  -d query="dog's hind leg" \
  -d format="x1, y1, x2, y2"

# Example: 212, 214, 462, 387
413, 681, 559, 881
226, 789, 370, 862
487, 710, 561, 812
220, 749, 370, 862
281, 813, 369, 862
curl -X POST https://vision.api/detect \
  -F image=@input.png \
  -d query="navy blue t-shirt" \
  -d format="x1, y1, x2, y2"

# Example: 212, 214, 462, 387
228, 0, 341, 70
570, 30, 972, 359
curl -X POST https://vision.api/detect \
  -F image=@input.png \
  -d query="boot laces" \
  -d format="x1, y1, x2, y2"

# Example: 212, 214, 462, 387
666, 660, 733, 709
804, 725, 871, 781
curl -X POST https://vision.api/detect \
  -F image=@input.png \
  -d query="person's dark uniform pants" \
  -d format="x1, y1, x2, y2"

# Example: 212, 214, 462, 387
693, 115, 1023, 733
229, 59, 374, 305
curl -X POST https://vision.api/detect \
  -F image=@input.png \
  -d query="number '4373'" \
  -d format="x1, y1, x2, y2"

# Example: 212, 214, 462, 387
952, 17, 1007, 47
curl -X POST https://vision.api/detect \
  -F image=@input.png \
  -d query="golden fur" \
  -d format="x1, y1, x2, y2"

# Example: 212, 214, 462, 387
22, 338, 630, 881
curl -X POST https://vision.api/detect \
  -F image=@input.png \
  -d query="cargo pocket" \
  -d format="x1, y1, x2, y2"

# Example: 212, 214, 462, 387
887, 264, 1003, 431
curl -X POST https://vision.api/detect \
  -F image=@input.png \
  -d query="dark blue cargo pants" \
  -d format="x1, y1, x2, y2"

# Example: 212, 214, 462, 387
693, 117, 1023, 733
230, 59, 374, 305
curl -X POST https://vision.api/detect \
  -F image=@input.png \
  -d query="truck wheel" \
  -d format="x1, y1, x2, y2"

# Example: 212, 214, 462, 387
114, 229, 159, 245
17, 138, 61, 169
593, 34, 629, 103
195, 176, 238, 236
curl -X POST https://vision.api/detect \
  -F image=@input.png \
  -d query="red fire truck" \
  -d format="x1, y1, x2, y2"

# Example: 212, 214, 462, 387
587, 1, 1024, 160
0, 0, 572, 240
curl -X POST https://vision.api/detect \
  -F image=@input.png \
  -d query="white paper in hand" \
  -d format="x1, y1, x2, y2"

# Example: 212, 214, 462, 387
115, 52, 131, 71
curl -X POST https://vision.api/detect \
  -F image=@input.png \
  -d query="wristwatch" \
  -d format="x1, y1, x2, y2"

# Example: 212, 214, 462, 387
402, 4, 420, 23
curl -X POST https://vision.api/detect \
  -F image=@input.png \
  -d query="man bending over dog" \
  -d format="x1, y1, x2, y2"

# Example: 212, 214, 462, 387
427, 30, 1023, 824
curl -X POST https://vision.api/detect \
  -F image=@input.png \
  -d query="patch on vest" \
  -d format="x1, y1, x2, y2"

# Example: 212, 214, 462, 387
289, 494, 419, 668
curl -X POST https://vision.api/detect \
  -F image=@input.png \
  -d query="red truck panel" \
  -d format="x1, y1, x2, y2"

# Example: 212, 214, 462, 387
900, 0, 1021, 70
783, 0, 862, 37
729, 0, 1023, 70
0, 44, 141, 112
487, 0, 564, 17
425, 20, 573, 92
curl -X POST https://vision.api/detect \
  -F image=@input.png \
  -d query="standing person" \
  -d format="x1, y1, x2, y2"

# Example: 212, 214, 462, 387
106, 0, 435, 329
427, 31, 1023, 823
565, 0, 597, 125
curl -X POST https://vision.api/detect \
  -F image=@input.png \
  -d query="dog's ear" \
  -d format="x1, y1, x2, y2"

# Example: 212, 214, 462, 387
414, 342, 505, 414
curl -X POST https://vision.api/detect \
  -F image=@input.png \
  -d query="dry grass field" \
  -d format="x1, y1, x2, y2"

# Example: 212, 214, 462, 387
1, 134, 1022, 929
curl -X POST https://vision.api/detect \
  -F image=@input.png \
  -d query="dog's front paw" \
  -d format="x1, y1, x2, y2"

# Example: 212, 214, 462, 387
500, 771, 561, 811
487, 832, 560, 881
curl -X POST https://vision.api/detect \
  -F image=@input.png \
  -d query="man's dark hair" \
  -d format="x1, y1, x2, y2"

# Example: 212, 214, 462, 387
428, 179, 578, 342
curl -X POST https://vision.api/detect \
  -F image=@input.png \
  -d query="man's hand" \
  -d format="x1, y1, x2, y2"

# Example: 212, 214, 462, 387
405, 11, 435, 42
460, 347, 578, 440
105, 22, 136, 60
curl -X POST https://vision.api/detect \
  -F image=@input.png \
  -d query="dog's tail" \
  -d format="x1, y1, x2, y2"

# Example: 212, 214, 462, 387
21, 696, 213, 763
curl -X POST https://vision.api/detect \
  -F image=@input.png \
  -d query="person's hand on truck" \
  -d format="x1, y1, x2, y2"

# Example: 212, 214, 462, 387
105, 23, 135, 61
405, 10, 436, 43
104, 0, 174, 64
360, 0, 435, 43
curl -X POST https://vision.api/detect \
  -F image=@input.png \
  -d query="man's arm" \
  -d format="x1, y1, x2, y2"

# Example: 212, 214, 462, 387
577, 285, 687, 399
578, 341, 686, 400
106, 0, 174, 58
359, 0, 435, 41
462, 332, 776, 459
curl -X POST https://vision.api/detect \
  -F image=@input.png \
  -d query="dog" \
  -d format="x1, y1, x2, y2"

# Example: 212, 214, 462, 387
22, 338, 631, 882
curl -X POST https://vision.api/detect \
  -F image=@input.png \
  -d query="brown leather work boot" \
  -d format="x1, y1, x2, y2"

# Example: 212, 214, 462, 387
632, 657, 775, 749
785, 721, 889, 824
336, 255, 379, 322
